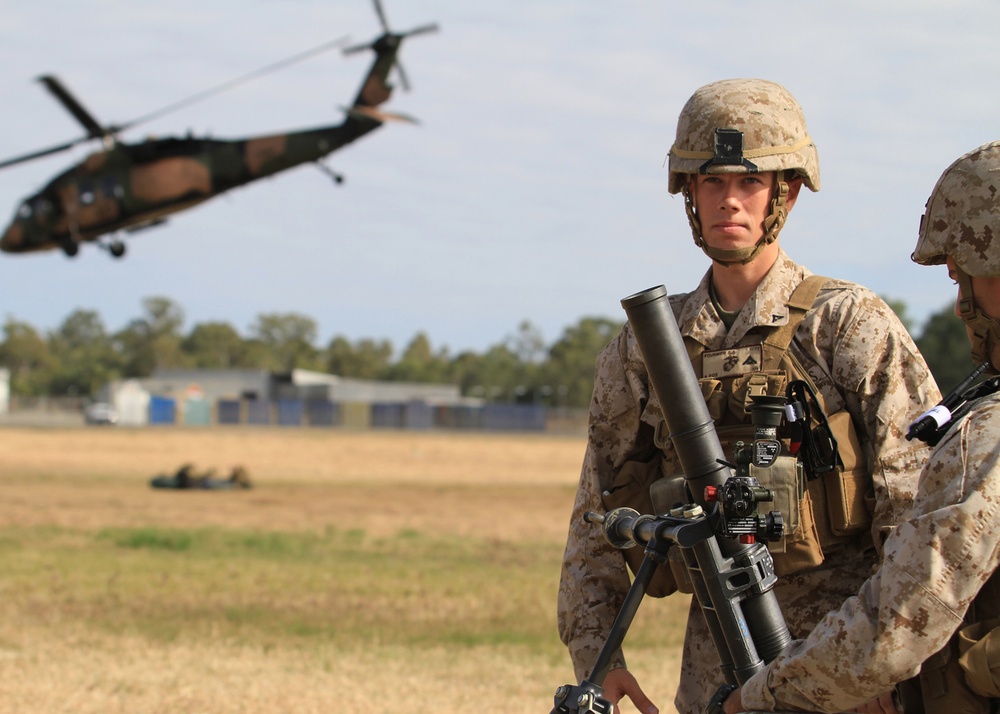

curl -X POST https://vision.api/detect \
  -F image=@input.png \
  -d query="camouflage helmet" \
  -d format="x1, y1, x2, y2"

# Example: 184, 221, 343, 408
913, 140, 1000, 374
667, 78, 820, 195
912, 140, 1000, 278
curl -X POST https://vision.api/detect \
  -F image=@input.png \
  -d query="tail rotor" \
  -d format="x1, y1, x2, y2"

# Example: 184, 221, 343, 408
342, 0, 438, 91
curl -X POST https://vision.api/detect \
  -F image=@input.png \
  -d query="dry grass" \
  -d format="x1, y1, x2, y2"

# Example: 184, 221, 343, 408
0, 427, 688, 714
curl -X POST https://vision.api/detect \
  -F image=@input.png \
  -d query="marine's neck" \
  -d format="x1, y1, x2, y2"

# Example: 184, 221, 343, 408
709, 244, 779, 312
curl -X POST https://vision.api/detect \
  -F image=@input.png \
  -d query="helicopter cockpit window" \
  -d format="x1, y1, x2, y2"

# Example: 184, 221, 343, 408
79, 185, 96, 206
27, 196, 54, 218
101, 176, 124, 199
17, 203, 32, 219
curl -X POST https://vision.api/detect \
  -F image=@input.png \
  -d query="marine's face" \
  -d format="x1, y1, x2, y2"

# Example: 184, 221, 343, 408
948, 255, 1000, 373
948, 256, 1000, 323
689, 172, 788, 255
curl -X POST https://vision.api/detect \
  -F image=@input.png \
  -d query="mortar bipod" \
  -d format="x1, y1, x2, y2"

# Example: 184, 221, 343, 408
551, 496, 785, 714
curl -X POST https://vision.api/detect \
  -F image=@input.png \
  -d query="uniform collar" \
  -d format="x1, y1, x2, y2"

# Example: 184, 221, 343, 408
678, 249, 811, 349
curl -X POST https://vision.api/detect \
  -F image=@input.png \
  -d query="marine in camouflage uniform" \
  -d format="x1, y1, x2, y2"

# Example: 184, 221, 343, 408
725, 141, 1000, 713
556, 79, 941, 714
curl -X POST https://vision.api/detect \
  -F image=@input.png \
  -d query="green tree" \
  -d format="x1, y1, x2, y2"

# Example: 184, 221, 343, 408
503, 321, 546, 402
114, 297, 189, 377
387, 332, 450, 383
325, 336, 393, 379
458, 344, 520, 402
447, 350, 487, 396
916, 302, 974, 391
543, 317, 623, 408
48, 309, 120, 396
249, 312, 320, 372
182, 322, 248, 368
0, 318, 58, 396
507, 320, 546, 365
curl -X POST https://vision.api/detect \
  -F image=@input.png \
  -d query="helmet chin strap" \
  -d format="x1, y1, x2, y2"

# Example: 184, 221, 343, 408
683, 179, 789, 267
955, 266, 1000, 375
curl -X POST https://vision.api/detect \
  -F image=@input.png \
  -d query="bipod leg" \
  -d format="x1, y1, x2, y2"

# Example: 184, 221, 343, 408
551, 554, 662, 714
589, 552, 661, 685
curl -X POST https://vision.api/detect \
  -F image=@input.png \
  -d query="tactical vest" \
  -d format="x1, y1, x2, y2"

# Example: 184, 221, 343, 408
601, 275, 873, 597
897, 571, 1000, 713
899, 388, 1000, 713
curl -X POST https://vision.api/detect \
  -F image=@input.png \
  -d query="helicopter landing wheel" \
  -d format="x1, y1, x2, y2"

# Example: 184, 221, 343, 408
62, 240, 79, 257
109, 240, 126, 258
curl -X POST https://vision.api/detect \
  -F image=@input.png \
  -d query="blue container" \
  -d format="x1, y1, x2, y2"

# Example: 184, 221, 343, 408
435, 405, 481, 430
149, 396, 176, 425
403, 401, 433, 430
306, 400, 338, 427
277, 399, 304, 426
246, 400, 272, 426
217, 399, 241, 425
481, 404, 547, 431
371, 402, 404, 428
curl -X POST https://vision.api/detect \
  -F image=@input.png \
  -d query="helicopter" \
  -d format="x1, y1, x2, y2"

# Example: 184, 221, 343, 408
0, 1, 437, 259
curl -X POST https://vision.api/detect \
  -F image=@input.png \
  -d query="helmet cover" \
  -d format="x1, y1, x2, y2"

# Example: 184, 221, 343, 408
667, 78, 820, 195
912, 140, 1000, 278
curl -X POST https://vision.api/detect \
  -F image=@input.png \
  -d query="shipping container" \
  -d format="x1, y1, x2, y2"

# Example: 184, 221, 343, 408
306, 400, 338, 427
277, 399, 304, 426
149, 396, 177, 425
216, 399, 241, 425
246, 400, 272, 426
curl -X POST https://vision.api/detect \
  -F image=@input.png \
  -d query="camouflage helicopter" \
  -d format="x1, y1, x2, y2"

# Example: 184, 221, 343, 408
0, 1, 437, 259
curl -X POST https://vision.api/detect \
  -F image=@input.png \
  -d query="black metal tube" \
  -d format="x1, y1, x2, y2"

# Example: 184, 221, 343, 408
620, 285, 792, 668
620, 286, 731, 492
589, 555, 657, 685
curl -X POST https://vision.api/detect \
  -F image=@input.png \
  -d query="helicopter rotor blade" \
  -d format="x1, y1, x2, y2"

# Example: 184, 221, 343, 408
401, 23, 439, 38
342, 41, 374, 55
0, 34, 354, 174
0, 138, 88, 171
342, 20, 439, 58
372, 0, 390, 33
0, 35, 349, 169
395, 61, 411, 92
118, 34, 352, 132
37, 75, 110, 140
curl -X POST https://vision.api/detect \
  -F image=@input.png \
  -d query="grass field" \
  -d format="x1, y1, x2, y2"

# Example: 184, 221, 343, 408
0, 427, 689, 713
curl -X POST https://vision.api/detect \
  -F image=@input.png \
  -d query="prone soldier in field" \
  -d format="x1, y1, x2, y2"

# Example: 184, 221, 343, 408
719, 140, 1000, 714
556, 78, 942, 714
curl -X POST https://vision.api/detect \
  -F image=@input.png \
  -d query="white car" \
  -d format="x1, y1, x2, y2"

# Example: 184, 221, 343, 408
84, 402, 119, 425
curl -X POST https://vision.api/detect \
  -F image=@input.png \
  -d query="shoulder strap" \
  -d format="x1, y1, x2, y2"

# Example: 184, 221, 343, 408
681, 275, 830, 375
761, 275, 829, 369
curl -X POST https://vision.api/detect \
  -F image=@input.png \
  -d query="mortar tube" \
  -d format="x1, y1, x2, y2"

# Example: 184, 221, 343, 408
620, 285, 791, 669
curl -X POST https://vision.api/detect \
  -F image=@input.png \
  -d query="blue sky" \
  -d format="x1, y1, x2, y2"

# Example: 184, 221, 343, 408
1, 1, 999, 356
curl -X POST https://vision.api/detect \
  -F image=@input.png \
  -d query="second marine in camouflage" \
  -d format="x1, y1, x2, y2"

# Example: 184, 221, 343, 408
723, 140, 1000, 714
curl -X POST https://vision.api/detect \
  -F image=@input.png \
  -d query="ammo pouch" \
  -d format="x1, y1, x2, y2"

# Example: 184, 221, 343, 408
602, 408, 872, 594
959, 617, 1000, 699
600, 450, 681, 598
652, 424, 826, 588
906, 627, 998, 714
819, 410, 871, 537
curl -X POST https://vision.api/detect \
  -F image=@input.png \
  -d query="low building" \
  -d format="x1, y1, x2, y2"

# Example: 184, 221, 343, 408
126, 368, 466, 406
97, 368, 548, 430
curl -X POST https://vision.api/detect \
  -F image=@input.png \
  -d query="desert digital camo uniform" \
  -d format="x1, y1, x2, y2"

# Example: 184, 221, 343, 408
557, 250, 941, 713
735, 140, 1000, 713
739, 391, 1000, 712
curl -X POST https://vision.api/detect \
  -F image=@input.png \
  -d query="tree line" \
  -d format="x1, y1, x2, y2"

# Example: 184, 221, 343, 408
0, 295, 974, 409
